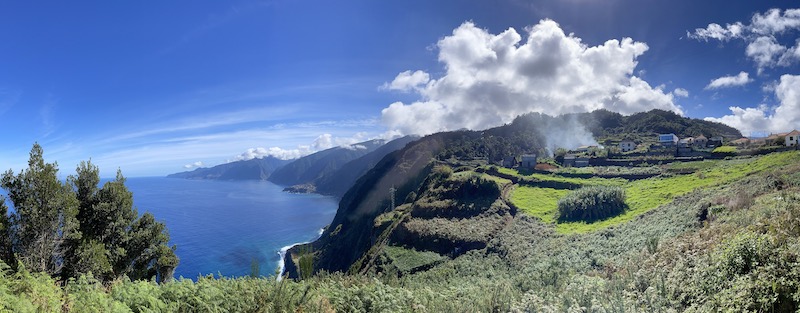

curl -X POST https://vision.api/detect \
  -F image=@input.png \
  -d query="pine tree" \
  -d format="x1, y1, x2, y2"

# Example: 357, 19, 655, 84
65, 161, 178, 282
0, 143, 80, 276
0, 196, 14, 266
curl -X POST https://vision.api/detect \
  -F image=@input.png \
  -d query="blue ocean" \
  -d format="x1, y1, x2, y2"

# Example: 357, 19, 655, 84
124, 177, 338, 280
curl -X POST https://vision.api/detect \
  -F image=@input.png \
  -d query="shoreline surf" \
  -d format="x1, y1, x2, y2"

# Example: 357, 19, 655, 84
276, 228, 325, 281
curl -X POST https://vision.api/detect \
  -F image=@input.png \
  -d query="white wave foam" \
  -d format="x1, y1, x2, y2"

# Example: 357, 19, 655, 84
275, 228, 326, 281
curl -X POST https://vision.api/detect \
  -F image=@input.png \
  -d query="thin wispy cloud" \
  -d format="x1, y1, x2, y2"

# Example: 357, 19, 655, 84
0, 88, 21, 117
160, 1, 274, 55
102, 106, 299, 143
39, 94, 58, 138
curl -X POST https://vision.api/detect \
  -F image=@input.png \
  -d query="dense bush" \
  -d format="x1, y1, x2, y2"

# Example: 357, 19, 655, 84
556, 186, 627, 222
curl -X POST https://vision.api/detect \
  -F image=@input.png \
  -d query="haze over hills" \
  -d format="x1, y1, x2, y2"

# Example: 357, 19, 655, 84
166, 156, 291, 180
166, 137, 419, 199
267, 139, 387, 187
312, 136, 419, 197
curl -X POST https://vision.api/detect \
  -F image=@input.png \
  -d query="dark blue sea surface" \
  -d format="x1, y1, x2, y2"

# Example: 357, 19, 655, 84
124, 177, 338, 280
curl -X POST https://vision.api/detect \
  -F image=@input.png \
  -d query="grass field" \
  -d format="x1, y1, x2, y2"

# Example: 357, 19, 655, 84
506, 151, 800, 233
509, 186, 568, 223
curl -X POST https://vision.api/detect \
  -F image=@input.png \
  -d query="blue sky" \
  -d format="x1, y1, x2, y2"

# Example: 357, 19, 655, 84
1, 1, 798, 177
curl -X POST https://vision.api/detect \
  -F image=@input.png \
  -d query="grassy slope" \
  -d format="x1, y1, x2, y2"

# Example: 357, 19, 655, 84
4, 152, 800, 312
507, 151, 800, 233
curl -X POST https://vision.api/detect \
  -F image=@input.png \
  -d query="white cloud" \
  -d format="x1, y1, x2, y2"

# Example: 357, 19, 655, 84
778, 40, 800, 66
690, 8, 800, 72
381, 70, 430, 92
183, 161, 204, 169
381, 20, 683, 136
231, 132, 373, 161
706, 74, 800, 134
688, 22, 745, 41
705, 71, 753, 89
745, 36, 787, 71
750, 8, 800, 35
673, 88, 689, 97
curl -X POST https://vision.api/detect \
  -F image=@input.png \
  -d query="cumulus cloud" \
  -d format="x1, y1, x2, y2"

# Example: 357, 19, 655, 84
673, 88, 689, 97
705, 71, 753, 89
380, 20, 682, 136
746, 36, 787, 71
381, 70, 430, 92
183, 161, 204, 169
688, 22, 745, 41
705, 74, 800, 134
690, 8, 800, 72
231, 132, 372, 161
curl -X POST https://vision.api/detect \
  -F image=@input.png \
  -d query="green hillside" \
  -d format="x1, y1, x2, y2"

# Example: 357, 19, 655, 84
4, 110, 800, 312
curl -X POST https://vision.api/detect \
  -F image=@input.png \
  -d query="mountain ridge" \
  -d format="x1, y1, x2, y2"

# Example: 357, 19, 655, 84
166, 156, 290, 180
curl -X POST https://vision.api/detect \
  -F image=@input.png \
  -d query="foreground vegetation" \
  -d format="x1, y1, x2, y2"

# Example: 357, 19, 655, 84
0, 144, 177, 284
3, 152, 799, 312
4, 137, 800, 311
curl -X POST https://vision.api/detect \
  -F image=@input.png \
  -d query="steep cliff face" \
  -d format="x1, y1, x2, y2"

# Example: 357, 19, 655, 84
268, 139, 385, 187
299, 135, 445, 274
285, 124, 543, 276
313, 136, 418, 197
284, 109, 745, 278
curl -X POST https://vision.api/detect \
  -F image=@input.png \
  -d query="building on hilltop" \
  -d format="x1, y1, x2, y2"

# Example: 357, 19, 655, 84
658, 134, 679, 147
708, 136, 724, 148
693, 135, 708, 148
502, 156, 519, 168
563, 154, 576, 167
786, 130, 800, 147
731, 138, 750, 146
619, 140, 636, 152
678, 137, 694, 148
521, 154, 537, 168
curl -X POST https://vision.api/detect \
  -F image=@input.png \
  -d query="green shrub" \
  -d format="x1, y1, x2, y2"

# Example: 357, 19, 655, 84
556, 186, 627, 222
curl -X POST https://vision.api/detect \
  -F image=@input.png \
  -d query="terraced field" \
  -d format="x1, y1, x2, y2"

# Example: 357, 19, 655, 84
497, 151, 800, 233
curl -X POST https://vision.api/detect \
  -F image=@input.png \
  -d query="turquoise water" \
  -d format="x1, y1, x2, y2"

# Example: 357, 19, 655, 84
124, 177, 338, 280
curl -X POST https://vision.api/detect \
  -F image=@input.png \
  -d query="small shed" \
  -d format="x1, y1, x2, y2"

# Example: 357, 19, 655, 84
521, 154, 537, 168
502, 156, 519, 168
563, 154, 576, 167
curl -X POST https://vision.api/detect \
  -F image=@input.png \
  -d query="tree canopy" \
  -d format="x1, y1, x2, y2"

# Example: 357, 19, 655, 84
0, 143, 177, 283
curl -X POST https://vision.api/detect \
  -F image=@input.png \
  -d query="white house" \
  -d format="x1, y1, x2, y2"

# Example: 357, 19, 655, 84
693, 135, 708, 148
786, 130, 800, 147
619, 140, 636, 152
